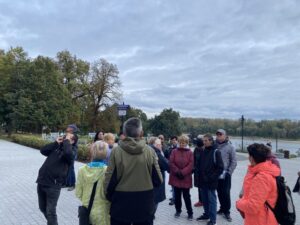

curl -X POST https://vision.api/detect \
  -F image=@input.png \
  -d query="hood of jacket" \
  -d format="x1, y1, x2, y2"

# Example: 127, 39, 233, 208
248, 160, 280, 177
216, 140, 229, 148
119, 137, 146, 155
80, 163, 107, 183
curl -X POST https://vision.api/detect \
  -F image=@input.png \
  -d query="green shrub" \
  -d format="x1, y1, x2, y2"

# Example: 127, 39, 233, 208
11, 134, 50, 149
77, 144, 90, 162
10, 134, 90, 162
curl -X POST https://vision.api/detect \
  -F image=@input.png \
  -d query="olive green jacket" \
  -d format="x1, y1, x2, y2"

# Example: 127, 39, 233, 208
104, 137, 162, 222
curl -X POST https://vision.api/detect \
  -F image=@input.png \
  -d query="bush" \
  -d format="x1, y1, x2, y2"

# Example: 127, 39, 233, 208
11, 134, 51, 149
10, 134, 90, 162
77, 144, 90, 162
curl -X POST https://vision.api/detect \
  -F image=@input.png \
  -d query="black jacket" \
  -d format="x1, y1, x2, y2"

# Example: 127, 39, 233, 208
193, 146, 203, 187
36, 140, 74, 188
197, 145, 224, 189
152, 146, 169, 204
164, 144, 177, 160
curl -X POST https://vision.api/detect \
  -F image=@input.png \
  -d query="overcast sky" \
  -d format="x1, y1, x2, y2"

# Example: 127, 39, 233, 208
1, 0, 300, 120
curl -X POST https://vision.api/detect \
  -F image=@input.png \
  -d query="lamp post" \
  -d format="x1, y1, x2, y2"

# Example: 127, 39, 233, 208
241, 115, 245, 152
276, 133, 278, 153
117, 102, 130, 133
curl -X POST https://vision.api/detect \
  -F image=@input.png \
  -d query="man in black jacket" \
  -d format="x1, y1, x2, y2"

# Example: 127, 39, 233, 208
36, 133, 77, 225
196, 134, 223, 225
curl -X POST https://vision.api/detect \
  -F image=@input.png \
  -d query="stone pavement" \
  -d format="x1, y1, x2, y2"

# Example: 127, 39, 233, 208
0, 139, 299, 225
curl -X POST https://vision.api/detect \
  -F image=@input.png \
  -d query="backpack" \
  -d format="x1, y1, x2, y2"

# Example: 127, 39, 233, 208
266, 176, 296, 225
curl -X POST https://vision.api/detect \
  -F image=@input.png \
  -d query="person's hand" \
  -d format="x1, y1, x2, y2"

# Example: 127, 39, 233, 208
238, 209, 245, 218
175, 171, 184, 180
56, 136, 64, 144
298, 171, 300, 177
65, 133, 74, 143
236, 201, 245, 218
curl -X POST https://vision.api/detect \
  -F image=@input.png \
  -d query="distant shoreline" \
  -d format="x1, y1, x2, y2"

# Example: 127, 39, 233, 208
227, 136, 300, 144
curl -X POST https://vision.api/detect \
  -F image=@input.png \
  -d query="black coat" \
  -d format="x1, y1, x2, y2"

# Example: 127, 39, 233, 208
164, 145, 177, 160
36, 140, 74, 188
197, 145, 224, 190
193, 146, 203, 187
153, 146, 169, 204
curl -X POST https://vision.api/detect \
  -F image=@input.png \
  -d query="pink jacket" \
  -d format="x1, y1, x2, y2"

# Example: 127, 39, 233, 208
168, 148, 194, 189
236, 161, 280, 225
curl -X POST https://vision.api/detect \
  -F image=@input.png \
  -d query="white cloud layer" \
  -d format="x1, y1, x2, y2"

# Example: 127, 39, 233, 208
1, 0, 300, 119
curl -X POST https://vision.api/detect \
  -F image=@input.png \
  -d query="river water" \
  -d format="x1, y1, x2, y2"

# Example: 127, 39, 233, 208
228, 136, 300, 154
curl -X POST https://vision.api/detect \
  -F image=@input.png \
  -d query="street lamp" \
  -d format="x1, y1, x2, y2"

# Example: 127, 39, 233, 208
117, 102, 130, 133
241, 115, 245, 152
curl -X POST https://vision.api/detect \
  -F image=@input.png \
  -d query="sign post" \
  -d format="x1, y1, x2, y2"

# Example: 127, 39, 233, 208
241, 115, 245, 152
117, 103, 130, 134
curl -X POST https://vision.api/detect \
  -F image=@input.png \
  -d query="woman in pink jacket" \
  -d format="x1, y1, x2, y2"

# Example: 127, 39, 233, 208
236, 143, 280, 225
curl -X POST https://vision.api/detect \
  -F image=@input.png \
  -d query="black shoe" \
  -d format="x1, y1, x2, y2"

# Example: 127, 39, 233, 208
217, 209, 223, 215
224, 213, 232, 222
169, 200, 174, 206
187, 215, 193, 221
207, 221, 217, 225
67, 186, 75, 191
174, 212, 181, 218
196, 214, 209, 221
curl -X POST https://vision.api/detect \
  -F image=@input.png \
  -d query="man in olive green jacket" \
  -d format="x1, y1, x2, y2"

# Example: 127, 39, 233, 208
104, 118, 163, 225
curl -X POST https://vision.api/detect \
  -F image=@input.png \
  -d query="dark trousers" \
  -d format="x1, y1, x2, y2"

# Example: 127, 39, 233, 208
174, 187, 193, 216
37, 184, 61, 225
217, 173, 232, 214
201, 187, 217, 223
150, 203, 159, 225
66, 162, 76, 187
111, 218, 152, 225
197, 187, 202, 202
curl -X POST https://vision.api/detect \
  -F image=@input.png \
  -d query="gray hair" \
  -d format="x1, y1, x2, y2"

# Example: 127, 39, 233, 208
148, 136, 158, 145
123, 117, 143, 138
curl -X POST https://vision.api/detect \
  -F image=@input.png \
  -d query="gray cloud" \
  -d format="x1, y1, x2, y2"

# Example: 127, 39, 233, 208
1, 0, 300, 119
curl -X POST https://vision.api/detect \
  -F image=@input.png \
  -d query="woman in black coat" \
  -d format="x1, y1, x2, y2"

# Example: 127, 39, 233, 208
149, 137, 169, 221
193, 136, 204, 207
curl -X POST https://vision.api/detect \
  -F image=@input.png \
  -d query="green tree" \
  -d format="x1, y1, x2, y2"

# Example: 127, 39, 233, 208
0, 47, 30, 134
82, 59, 121, 130
149, 108, 181, 138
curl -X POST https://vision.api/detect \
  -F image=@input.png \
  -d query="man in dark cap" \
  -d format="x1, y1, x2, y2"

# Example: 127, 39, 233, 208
37, 133, 78, 225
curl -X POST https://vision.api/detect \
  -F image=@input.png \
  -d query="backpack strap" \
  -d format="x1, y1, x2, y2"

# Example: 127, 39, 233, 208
265, 201, 275, 213
87, 181, 98, 215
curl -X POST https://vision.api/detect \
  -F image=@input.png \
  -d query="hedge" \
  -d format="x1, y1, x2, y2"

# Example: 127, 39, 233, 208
10, 134, 89, 162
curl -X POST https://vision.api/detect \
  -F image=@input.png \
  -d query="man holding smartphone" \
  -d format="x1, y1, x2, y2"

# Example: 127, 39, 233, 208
36, 133, 77, 225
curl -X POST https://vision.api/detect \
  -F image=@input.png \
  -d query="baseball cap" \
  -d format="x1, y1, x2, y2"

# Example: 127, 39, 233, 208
216, 129, 226, 135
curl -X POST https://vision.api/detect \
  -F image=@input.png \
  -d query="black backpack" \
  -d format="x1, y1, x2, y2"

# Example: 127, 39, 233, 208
266, 176, 296, 225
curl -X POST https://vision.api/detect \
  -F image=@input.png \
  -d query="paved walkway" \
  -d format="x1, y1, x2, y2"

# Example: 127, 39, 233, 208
0, 139, 299, 225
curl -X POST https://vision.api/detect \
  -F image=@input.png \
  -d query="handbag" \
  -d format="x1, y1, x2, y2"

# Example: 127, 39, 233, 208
292, 177, 300, 193
78, 181, 98, 225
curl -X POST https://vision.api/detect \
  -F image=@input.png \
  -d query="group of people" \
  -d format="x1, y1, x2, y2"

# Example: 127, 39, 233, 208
35, 117, 287, 225
164, 130, 237, 225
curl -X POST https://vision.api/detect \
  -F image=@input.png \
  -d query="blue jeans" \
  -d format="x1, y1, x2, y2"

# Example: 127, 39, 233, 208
66, 162, 76, 186
201, 187, 217, 223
